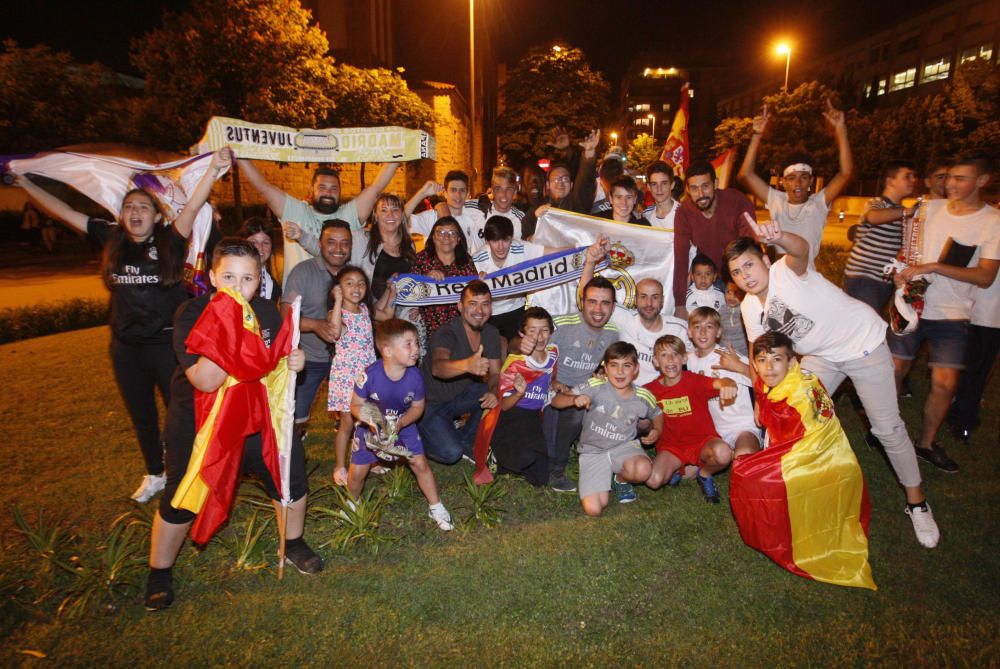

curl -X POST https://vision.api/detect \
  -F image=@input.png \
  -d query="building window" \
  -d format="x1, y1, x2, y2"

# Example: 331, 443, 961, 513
864, 83, 873, 99
889, 68, 916, 92
960, 43, 994, 64
921, 58, 951, 83
662, 103, 671, 112
635, 103, 650, 112
633, 117, 650, 127
877, 78, 888, 96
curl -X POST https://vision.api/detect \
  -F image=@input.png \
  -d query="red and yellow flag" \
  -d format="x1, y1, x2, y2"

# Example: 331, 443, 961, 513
730, 362, 876, 590
171, 288, 294, 544
471, 348, 554, 484
711, 147, 737, 190
659, 83, 690, 180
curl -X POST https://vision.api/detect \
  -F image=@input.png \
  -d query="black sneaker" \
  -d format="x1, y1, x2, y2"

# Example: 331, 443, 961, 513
696, 472, 721, 504
144, 569, 174, 612
550, 474, 577, 493
914, 443, 959, 473
284, 539, 325, 574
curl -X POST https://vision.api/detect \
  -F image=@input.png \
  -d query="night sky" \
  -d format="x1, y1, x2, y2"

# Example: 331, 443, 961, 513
4, 0, 942, 93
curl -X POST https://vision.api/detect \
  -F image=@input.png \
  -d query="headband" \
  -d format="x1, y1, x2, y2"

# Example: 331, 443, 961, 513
783, 163, 813, 176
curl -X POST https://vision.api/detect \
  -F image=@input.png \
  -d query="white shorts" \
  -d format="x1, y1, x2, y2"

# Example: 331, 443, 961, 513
719, 427, 761, 450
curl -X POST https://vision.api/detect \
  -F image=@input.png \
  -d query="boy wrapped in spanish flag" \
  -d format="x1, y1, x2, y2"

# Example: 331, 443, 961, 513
730, 331, 876, 590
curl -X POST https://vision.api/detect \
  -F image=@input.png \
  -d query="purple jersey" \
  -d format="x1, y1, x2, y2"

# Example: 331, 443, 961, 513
502, 347, 558, 411
353, 361, 425, 449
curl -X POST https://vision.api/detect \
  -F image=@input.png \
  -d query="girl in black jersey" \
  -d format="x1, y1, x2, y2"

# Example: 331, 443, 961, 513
12, 148, 233, 503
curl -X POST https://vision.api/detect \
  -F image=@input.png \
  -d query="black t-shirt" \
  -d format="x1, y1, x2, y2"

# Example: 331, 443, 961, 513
371, 250, 412, 301
165, 293, 283, 439
87, 218, 190, 345
420, 315, 502, 404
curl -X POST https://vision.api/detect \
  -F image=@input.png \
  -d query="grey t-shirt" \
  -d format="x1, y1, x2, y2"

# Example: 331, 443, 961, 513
573, 378, 661, 454
550, 313, 620, 387
282, 197, 361, 240
421, 315, 502, 405
281, 256, 334, 363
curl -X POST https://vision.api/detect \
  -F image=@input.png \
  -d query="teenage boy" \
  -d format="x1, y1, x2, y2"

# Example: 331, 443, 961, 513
597, 176, 647, 225
738, 99, 854, 267
466, 166, 526, 241
145, 239, 320, 611
725, 218, 941, 548
551, 342, 662, 516
686, 307, 760, 457
643, 160, 680, 230
349, 319, 454, 531
843, 160, 917, 314
406, 171, 483, 247
888, 154, 1000, 471
644, 336, 738, 504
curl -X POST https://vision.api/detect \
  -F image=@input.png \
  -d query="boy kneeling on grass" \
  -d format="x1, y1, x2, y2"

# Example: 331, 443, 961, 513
146, 239, 320, 612
551, 342, 663, 516
348, 319, 454, 531
643, 335, 738, 503
730, 331, 875, 589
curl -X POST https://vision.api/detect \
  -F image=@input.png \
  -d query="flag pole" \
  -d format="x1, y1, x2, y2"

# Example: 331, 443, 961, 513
277, 503, 287, 580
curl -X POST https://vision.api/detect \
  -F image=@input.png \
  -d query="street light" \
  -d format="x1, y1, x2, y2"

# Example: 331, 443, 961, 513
648, 113, 656, 138
610, 132, 618, 145
469, 0, 476, 187
776, 43, 791, 93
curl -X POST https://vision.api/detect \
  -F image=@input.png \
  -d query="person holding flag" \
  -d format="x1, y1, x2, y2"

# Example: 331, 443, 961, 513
11, 148, 232, 503
145, 239, 320, 612
724, 217, 941, 548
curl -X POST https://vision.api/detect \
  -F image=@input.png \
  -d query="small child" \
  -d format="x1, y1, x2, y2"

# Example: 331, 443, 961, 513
551, 342, 663, 516
644, 335, 737, 503
349, 319, 454, 531
719, 281, 749, 358
685, 253, 726, 313
474, 307, 557, 486
686, 307, 761, 457
730, 331, 875, 589
329, 266, 376, 485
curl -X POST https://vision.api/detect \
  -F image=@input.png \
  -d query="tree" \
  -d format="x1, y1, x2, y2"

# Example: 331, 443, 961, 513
627, 133, 660, 172
497, 44, 611, 169
131, 0, 431, 150
0, 41, 134, 152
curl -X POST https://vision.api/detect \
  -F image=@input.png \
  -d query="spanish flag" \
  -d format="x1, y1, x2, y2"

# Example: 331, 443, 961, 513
171, 288, 294, 544
730, 362, 876, 590
711, 147, 737, 190
472, 347, 555, 484
659, 83, 690, 180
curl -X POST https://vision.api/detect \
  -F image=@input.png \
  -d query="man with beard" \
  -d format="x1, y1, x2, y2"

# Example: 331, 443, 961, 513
281, 220, 353, 429
520, 129, 601, 239
673, 161, 757, 318
580, 236, 690, 385
418, 280, 502, 464
238, 159, 400, 238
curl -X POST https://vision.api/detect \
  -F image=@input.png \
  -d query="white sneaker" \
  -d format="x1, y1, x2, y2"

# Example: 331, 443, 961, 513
131, 473, 166, 503
428, 504, 454, 531
905, 503, 940, 548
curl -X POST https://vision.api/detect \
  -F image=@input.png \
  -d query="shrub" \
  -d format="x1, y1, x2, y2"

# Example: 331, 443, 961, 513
0, 298, 108, 343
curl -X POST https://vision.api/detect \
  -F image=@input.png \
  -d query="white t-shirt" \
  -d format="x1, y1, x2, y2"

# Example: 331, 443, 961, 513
766, 188, 828, 269
741, 257, 887, 363
464, 202, 525, 242
409, 208, 485, 252
643, 203, 678, 230
611, 305, 692, 386
918, 200, 1000, 321
686, 350, 756, 439
471, 240, 546, 315
686, 285, 725, 313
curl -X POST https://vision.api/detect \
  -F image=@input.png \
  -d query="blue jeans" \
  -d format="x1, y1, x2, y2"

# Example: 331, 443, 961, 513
295, 358, 331, 422
418, 382, 487, 464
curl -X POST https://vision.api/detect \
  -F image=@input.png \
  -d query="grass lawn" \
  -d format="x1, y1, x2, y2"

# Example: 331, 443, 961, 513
0, 324, 997, 668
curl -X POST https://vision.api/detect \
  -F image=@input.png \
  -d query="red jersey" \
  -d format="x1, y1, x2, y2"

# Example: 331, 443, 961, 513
644, 372, 720, 456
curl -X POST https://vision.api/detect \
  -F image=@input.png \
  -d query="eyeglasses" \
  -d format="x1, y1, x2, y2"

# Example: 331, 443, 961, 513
550, 176, 571, 185
434, 229, 460, 238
